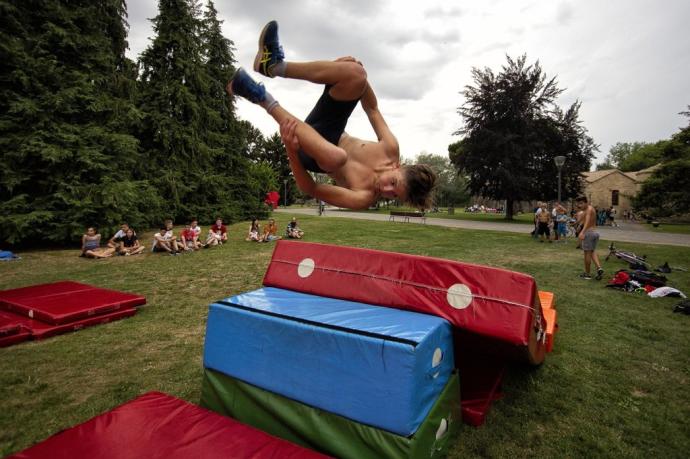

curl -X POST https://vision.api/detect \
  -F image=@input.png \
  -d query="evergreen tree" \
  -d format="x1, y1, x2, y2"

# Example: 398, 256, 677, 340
0, 0, 161, 245
197, 0, 268, 219
137, 0, 267, 223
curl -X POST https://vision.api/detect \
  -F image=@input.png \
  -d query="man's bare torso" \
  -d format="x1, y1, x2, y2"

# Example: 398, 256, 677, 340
582, 205, 597, 232
330, 134, 398, 194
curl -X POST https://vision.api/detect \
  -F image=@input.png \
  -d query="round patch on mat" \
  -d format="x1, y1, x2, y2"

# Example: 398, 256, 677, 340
436, 418, 448, 440
297, 258, 315, 278
447, 283, 473, 309
432, 348, 443, 367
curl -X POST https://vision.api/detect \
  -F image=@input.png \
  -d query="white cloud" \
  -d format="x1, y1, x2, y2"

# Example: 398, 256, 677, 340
126, 0, 690, 166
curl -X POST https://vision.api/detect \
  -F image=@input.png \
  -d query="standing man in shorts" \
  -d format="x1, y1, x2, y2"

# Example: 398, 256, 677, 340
227, 21, 436, 210
576, 196, 604, 280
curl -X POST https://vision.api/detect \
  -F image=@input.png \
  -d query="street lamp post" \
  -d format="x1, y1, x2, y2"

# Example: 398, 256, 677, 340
283, 179, 288, 207
554, 156, 566, 203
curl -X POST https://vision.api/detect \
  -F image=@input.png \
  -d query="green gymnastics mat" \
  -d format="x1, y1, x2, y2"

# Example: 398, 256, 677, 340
200, 368, 460, 459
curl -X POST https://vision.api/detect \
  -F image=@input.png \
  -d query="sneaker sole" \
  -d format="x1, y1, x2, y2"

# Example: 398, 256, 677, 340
253, 22, 274, 76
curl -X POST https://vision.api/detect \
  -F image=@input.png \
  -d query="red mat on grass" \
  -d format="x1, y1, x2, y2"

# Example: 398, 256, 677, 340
0, 281, 145, 324
7, 392, 328, 459
1, 308, 136, 341
0, 281, 93, 302
263, 241, 546, 365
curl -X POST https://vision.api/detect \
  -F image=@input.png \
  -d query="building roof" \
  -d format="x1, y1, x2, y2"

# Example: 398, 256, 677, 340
582, 169, 621, 183
625, 164, 661, 181
583, 164, 660, 184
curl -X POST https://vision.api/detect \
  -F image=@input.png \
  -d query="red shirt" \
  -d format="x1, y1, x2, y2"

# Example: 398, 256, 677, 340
210, 224, 227, 234
181, 229, 196, 240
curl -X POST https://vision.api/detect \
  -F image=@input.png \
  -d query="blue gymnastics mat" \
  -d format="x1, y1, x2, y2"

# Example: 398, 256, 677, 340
203, 287, 454, 436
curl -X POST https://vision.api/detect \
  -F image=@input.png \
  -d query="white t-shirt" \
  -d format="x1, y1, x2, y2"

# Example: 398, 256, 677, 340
113, 229, 126, 239
191, 225, 201, 237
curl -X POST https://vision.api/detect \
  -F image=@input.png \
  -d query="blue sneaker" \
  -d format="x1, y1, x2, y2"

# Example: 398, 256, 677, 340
227, 68, 266, 103
253, 20, 284, 77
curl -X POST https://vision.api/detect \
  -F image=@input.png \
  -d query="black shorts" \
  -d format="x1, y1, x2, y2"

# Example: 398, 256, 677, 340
297, 85, 359, 173
537, 221, 550, 236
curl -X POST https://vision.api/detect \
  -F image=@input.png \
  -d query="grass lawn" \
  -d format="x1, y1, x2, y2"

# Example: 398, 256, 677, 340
338, 207, 535, 224
1, 216, 689, 457
646, 222, 690, 235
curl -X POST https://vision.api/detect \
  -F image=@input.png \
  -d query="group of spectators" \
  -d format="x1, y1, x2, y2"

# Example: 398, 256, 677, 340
81, 218, 228, 258
81, 223, 145, 259
596, 207, 618, 227
245, 217, 305, 242
533, 201, 575, 243
80, 216, 305, 259
151, 218, 228, 255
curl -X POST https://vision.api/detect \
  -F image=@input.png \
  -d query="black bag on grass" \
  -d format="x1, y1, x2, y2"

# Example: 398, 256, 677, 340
628, 270, 667, 287
673, 300, 690, 315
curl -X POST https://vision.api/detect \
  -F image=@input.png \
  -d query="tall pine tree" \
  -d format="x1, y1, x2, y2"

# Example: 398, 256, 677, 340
0, 0, 162, 245
137, 0, 267, 223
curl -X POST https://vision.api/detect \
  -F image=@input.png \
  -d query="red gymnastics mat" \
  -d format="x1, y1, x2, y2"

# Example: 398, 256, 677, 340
0, 308, 136, 341
7, 392, 329, 459
0, 311, 31, 347
0, 281, 146, 325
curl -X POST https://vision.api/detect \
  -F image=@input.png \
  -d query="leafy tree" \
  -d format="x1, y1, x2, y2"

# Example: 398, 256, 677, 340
0, 0, 161, 245
416, 153, 469, 208
450, 54, 595, 219
634, 107, 690, 218
597, 141, 665, 172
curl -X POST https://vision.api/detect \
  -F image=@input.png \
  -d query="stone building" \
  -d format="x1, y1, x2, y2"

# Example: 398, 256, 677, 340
581, 165, 659, 212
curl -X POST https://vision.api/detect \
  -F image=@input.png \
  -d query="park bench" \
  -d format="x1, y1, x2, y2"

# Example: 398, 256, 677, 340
389, 210, 426, 224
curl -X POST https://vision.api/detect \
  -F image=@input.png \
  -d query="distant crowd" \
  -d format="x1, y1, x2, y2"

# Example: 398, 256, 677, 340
532, 201, 621, 244
80, 217, 306, 259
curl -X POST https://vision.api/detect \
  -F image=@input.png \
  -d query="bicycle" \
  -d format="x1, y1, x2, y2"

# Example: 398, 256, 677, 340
605, 242, 650, 269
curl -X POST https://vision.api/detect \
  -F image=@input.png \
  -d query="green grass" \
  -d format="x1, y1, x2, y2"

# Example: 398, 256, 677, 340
1, 216, 689, 457
647, 223, 690, 235
339, 207, 535, 224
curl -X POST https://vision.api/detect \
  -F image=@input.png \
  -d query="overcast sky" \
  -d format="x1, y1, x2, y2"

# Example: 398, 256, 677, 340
125, 0, 690, 167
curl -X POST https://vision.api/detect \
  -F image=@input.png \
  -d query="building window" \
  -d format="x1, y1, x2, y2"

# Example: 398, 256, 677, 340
612, 190, 619, 206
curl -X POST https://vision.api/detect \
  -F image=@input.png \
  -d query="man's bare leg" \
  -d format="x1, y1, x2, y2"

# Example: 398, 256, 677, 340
282, 60, 367, 101
268, 104, 347, 172
584, 251, 592, 274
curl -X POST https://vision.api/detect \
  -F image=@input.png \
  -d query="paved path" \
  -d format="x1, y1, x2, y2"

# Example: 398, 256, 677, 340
276, 208, 690, 247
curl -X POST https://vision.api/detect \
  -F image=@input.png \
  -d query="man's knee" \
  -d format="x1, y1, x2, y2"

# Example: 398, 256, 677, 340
317, 145, 347, 172
336, 62, 367, 97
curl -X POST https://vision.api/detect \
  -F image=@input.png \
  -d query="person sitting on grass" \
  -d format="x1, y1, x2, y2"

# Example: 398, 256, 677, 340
190, 218, 202, 242
261, 218, 282, 242
246, 218, 262, 242
107, 223, 135, 250
117, 228, 145, 256
81, 227, 115, 259
209, 218, 228, 243
205, 226, 224, 247
180, 222, 202, 251
286, 217, 304, 239
153, 225, 180, 255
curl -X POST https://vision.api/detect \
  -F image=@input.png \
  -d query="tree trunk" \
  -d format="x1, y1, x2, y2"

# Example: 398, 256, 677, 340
505, 198, 514, 220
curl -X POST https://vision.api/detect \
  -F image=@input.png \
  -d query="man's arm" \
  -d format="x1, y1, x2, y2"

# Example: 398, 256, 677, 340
281, 119, 373, 210
360, 82, 399, 154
